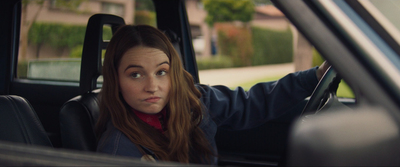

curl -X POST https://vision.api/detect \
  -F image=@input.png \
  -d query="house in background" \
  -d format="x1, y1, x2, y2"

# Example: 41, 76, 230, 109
185, 0, 312, 70
252, 4, 288, 31
22, 0, 307, 68
185, 0, 210, 57
253, 4, 312, 70
185, 0, 290, 57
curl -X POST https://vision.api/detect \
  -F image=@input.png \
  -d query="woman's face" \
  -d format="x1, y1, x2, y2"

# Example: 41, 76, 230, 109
118, 46, 171, 114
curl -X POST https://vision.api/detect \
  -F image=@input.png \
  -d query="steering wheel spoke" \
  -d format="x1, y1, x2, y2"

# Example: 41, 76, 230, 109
301, 67, 342, 115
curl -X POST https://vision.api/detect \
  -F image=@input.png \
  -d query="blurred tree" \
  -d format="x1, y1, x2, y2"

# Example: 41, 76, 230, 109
134, 10, 156, 27
20, 0, 86, 60
28, 23, 87, 58
203, 0, 255, 66
135, 0, 155, 11
203, 0, 255, 27
20, 0, 44, 60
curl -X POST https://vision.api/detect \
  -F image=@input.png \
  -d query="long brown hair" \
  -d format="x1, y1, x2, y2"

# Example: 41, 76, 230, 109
96, 25, 214, 163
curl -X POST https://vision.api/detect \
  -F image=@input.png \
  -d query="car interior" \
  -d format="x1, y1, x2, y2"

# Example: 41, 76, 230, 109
3, 0, 400, 166
2, 0, 295, 165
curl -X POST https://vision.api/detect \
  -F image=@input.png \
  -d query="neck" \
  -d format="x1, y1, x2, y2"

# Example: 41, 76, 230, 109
132, 108, 167, 133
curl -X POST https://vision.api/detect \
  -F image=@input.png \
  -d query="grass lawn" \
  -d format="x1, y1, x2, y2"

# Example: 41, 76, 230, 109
235, 75, 354, 98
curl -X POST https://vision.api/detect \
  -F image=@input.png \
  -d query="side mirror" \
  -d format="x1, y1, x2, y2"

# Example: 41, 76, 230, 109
288, 106, 400, 166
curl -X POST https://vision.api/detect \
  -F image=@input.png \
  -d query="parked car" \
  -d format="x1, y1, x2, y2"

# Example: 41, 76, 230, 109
0, 0, 399, 166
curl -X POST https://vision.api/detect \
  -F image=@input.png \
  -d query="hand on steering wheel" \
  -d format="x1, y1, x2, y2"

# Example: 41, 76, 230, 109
301, 65, 342, 115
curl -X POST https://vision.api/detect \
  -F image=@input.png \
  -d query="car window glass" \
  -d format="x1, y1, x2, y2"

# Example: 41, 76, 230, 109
188, 0, 354, 98
17, 0, 156, 82
360, 0, 400, 46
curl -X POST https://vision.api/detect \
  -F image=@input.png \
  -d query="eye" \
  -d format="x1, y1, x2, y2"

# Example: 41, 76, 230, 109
130, 72, 141, 78
157, 70, 167, 76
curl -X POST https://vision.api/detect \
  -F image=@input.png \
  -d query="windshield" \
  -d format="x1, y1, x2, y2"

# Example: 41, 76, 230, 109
359, 0, 400, 47
315, 0, 400, 99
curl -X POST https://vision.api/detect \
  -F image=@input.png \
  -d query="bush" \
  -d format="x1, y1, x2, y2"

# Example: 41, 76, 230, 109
312, 47, 325, 67
102, 26, 113, 41
69, 45, 106, 58
17, 61, 28, 78
213, 25, 293, 68
26, 24, 112, 59
69, 45, 83, 58
134, 10, 156, 26
215, 23, 253, 67
29, 22, 86, 49
197, 56, 234, 70
251, 26, 293, 65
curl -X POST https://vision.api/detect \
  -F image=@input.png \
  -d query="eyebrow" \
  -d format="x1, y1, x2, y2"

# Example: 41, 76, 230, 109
124, 61, 170, 72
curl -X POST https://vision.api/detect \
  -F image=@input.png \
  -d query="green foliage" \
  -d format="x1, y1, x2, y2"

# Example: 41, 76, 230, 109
134, 0, 156, 26
135, 0, 155, 11
312, 48, 325, 67
216, 23, 253, 67
197, 56, 234, 70
102, 25, 112, 41
251, 27, 293, 65
203, 0, 255, 27
337, 81, 355, 98
134, 10, 157, 27
68, 26, 110, 58
213, 25, 292, 68
29, 23, 112, 59
69, 45, 83, 58
310, 48, 353, 98
29, 22, 86, 49
17, 60, 28, 78
217, 30, 237, 60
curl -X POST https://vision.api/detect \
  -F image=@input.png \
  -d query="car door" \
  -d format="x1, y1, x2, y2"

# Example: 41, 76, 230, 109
0, 1, 308, 166
186, 1, 356, 166
0, 0, 361, 166
4, 0, 196, 149
273, 0, 400, 165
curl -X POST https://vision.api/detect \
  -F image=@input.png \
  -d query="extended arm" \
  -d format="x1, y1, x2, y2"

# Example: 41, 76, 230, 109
197, 67, 319, 130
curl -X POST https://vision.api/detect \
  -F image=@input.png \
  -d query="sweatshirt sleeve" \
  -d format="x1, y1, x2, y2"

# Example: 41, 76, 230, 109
197, 67, 319, 131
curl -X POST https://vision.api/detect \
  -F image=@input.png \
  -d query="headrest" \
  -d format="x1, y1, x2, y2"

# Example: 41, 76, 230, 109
163, 29, 183, 63
80, 14, 125, 94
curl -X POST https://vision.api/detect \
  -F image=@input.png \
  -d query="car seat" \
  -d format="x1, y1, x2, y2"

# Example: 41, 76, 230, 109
59, 14, 125, 151
0, 95, 53, 147
59, 14, 184, 152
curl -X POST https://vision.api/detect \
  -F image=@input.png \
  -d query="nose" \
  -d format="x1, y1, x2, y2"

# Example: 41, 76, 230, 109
144, 76, 158, 93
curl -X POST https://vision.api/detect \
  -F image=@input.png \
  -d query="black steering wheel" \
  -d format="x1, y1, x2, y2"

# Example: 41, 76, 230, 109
301, 66, 342, 115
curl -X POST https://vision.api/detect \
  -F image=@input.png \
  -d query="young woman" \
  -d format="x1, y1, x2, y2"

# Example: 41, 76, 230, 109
96, 25, 328, 164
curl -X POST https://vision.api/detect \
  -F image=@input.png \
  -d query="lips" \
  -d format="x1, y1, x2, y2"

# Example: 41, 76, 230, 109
144, 96, 161, 103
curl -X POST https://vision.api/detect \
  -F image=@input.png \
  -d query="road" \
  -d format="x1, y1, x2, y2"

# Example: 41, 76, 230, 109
198, 63, 295, 87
